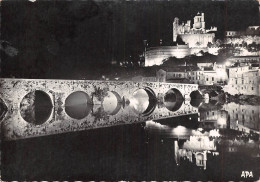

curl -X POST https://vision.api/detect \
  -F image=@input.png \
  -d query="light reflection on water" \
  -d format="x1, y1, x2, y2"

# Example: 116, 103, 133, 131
129, 89, 150, 114
143, 101, 260, 174
1, 92, 260, 180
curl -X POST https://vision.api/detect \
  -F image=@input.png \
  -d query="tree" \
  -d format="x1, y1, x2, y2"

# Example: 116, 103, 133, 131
91, 85, 109, 104
92, 106, 109, 123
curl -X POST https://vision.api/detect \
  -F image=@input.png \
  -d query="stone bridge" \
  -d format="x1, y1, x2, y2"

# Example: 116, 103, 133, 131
0, 78, 199, 140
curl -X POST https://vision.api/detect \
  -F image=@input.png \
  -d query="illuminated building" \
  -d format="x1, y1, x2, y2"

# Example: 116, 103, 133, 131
223, 103, 260, 134
223, 65, 260, 95
145, 12, 218, 67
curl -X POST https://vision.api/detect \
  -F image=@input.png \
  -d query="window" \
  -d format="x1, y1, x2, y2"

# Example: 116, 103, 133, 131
212, 77, 214, 81
199, 160, 203, 165
252, 110, 254, 114
206, 78, 208, 81
252, 87, 254, 90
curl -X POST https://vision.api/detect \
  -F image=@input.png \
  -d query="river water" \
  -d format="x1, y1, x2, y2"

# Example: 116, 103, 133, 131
1, 92, 260, 180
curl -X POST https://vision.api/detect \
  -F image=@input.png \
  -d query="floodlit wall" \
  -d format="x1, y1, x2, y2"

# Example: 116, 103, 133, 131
180, 33, 215, 48
145, 46, 190, 66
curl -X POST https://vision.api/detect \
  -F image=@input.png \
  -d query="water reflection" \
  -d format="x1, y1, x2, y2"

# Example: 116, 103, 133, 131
65, 91, 91, 119
20, 90, 53, 125
164, 88, 184, 111
190, 90, 203, 107
130, 89, 150, 114
144, 101, 260, 174
2, 97, 260, 180
0, 98, 7, 120
103, 91, 121, 115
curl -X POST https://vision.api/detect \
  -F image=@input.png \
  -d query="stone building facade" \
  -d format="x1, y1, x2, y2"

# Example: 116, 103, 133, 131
223, 66, 260, 95
156, 63, 228, 86
223, 103, 260, 134
226, 55, 260, 64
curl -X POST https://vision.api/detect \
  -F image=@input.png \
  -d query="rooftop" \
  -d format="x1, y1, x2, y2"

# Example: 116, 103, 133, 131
158, 66, 200, 72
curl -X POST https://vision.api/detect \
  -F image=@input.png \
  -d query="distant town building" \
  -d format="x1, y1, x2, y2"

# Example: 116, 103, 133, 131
156, 63, 228, 85
246, 26, 260, 35
225, 31, 238, 37
132, 75, 157, 82
224, 103, 260, 134
226, 55, 260, 64
197, 62, 214, 69
200, 110, 229, 129
175, 136, 217, 170
223, 65, 260, 95
156, 68, 191, 83
225, 26, 260, 38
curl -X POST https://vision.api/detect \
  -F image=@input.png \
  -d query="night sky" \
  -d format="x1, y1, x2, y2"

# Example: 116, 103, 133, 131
1, 0, 259, 78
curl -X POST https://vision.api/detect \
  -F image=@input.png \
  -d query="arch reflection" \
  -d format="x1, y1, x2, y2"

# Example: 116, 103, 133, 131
20, 90, 53, 125
130, 88, 157, 116
103, 91, 122, 115
164, 88, 184, 112
65, 91, 91, 119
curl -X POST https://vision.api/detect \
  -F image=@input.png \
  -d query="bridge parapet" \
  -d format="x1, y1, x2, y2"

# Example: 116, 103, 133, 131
0, 79, 198, 109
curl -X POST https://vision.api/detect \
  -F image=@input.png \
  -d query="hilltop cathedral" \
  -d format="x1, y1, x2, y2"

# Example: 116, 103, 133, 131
173, 12, 217, 47
145, 12, 219, 66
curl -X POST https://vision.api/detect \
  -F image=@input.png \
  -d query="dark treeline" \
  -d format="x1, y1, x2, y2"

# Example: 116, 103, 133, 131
1, 0, 259, 79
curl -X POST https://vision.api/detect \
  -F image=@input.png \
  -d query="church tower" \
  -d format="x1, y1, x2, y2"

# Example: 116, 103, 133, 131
173, 17, 179, 42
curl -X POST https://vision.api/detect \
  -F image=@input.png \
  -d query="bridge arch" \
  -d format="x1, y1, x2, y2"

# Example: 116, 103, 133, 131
19, 90, 54, 126
164, 88, 184, 112
190, 90, 203, 107
0, 98, 7, 120
143, 87, 157, 116
65, 91, 92, 120
103, 91, 122, 115
19, 88, 55, 107
130, 87, 157, 116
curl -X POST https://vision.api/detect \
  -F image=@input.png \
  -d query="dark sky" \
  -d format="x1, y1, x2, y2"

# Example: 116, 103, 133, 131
1, 0, 259, 78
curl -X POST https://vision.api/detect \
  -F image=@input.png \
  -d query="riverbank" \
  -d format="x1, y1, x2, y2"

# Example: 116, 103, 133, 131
225, 93, 260, 105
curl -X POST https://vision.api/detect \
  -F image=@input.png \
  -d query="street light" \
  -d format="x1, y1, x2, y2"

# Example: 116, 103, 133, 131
225, 61, 231, 67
